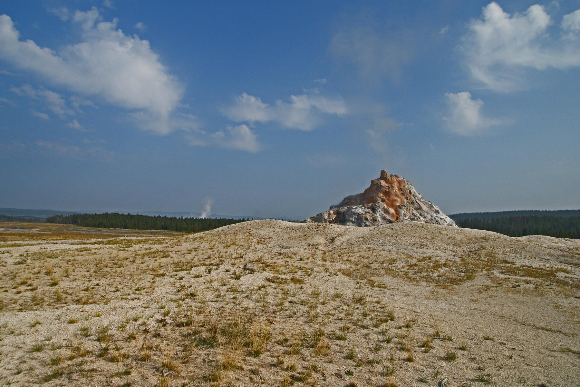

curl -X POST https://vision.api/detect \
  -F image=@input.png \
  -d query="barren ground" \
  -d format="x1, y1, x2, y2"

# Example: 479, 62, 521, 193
0, 220, 579, 387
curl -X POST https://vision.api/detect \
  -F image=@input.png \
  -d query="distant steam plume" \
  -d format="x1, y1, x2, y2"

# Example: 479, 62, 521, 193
200, 197, 214, 219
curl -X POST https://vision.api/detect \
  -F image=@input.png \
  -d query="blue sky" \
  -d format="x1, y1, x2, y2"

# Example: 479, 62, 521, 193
1, 0, 579, 219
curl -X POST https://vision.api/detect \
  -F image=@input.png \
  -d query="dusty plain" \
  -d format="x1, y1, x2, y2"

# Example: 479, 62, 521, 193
0, 220, 579, 387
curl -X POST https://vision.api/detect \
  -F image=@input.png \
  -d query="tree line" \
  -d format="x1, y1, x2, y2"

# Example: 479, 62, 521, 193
450, 212, 580, 239
0, 215, 43, 223
451, 209, 580, 220
45, 213, 248, 233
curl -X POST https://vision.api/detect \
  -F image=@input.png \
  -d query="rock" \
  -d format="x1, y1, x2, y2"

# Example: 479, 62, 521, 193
306, 170, 457, 227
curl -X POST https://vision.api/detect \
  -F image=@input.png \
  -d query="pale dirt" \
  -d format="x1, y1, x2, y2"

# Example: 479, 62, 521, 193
0, 220, 579, 387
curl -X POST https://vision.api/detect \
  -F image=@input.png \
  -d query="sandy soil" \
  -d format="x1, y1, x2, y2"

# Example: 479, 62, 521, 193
0, 220, 579, 387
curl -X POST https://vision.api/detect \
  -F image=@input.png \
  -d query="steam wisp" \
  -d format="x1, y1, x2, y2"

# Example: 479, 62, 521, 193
200, 197, 214, 219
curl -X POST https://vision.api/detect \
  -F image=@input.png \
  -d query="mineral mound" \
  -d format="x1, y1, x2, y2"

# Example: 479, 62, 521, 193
307, 170, 457, 227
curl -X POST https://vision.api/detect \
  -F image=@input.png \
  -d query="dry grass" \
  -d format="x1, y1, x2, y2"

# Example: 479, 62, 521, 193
0, 220, 579, 386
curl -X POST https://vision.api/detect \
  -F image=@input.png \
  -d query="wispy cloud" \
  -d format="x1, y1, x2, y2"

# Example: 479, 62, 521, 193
0, 9, 183, 134
214, 125, 260, 153
70, 95, 97, 113
328, 10, 416, 84
0, 141, 26, 158
462, 2, 580, 92
35, 140, 82, 159
342, 98, 403, 154
367, 116, 403, 153
189, 124, 260, 153
35, 139, 114, 161
0, 97, 16, 107
224, 92, 347, 131
66, 119, 86, 131
134, 22, 147, 32
443, 92, 504, 135
31, 110, 50, 121
47, 7, 70, 21
11, 84, 74, 118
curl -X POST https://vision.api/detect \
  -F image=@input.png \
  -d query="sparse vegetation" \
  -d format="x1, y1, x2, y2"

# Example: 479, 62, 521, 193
0, 219, 578, 385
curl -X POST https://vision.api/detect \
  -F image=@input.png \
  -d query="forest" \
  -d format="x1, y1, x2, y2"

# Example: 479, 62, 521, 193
0, 215, 41, 223
3, 210, 579, 239
45, 213, 247, 233
450, 210, 580, 239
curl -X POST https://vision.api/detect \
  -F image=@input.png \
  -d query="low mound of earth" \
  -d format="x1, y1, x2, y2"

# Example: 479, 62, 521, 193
0, 220, 579, 386
307, 170, 457, 227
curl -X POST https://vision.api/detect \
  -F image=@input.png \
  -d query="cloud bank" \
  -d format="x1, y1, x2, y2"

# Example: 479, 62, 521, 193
463, 2, 580, 91
0, 9, 183, 134
224, 92, 347, 131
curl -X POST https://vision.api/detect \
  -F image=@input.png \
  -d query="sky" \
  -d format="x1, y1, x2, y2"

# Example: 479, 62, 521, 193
1, 0, 579, 219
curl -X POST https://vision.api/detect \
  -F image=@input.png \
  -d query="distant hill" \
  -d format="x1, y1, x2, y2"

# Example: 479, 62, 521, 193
0, 208, 262, 222
449, 210, 580, 239
0, 207, 75, 221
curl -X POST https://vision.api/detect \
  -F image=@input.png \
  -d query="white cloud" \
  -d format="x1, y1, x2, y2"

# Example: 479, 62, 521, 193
71, 8, 100, 30
0, 9, 183, 134
40, 89, 72, 118
188, 124, 260, 153
31, 110, 50, 121
225, 93, 271, 123
440, 26, 449, 35
443, 92, 503, 136
103, 0, 114, 9
463, 2, 580, 91
562, 9, 580, 35
11, 84, 74, 118
213, 125, 260, 153
134, 22, 147, 32
67, 119, 84, 130
224, 92, 347, 131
